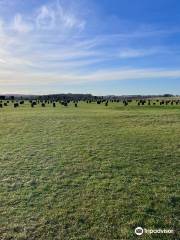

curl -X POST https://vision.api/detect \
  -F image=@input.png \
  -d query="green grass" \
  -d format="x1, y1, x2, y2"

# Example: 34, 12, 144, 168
0, 101, 179, 240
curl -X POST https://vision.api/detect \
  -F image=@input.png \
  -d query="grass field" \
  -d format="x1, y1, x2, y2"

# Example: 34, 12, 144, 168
0, 101, 179, 240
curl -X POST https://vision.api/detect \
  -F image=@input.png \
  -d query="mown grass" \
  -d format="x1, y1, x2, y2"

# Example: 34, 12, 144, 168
0, 101, 179, 240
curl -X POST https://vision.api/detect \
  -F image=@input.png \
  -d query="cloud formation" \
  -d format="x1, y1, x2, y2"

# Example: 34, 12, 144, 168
0, 0, 180, 94
12, 14, 33, 33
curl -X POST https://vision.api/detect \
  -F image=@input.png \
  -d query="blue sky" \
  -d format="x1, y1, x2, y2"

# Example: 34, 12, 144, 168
0, 0, 180, 95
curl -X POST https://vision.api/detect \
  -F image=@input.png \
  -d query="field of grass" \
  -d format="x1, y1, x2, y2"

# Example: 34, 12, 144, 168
0, 101, 179, 240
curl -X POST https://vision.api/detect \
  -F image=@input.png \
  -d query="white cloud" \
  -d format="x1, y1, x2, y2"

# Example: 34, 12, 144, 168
56, 0, 86, 30
1, 67, 180, 87
12, 13, 33, 33
79, 68, 180, 82
0, 18, 3, 30
0, 58, 6, 63
117, 48, 159, 58
36, 5, 55, 29
35, 1, 85, 31
0, 0, 180, 94
47, 68, 180, 84
57, 4, 85, 30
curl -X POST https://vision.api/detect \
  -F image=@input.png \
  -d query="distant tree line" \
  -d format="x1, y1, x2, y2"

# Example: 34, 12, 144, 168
0, 93, 177, 101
